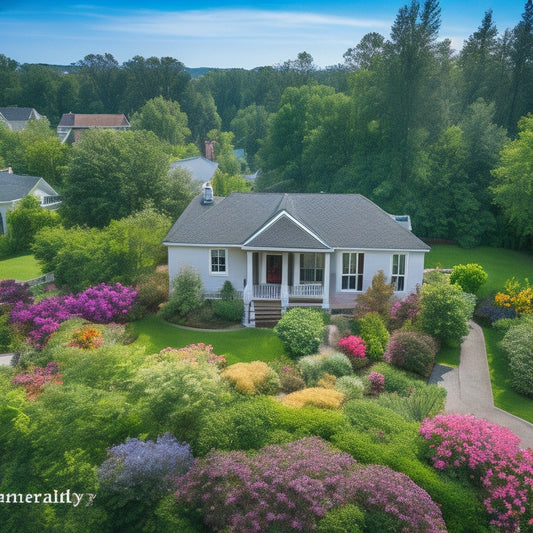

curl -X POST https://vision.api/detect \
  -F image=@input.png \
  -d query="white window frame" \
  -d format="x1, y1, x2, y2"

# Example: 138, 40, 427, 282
299, 253, 324, 284
209, 248, 228, 275
340, 252, 364, 292
391, 253, 407, 291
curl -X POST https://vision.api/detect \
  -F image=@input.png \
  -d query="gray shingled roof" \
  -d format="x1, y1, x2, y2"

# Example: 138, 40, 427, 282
164, 193, 430, 251
0, 172, 41, 202
0, 107, 35, 121
170, 156, 219, 183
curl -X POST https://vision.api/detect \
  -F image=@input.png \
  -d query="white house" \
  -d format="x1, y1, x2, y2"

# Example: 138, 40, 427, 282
164, 187, 430, 326
0, 170, 62, 235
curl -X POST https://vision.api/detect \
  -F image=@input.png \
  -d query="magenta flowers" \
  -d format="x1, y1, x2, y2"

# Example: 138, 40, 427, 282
11, 283, 137, 348
420, 413, 533, 531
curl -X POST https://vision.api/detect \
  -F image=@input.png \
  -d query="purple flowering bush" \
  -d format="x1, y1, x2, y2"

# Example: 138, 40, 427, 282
98, 433, 194, 502
420, 413, 533, 531
367, 371, 385, 395
11, 283, 137, 348
175, 436, 446, 533
0, 279, 33, 313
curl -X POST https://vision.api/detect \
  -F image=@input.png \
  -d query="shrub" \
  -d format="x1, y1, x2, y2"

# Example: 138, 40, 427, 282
420, 413, 533, 531
273, 307, 324, 357
494, 277, 533, 314
367, 372, 385, 395
370, 362, 426, 395
357, 312, 389, 361
12, 362, 62, 400
281, 387, 345, 409
211, 298, 244, 322
277, 365, 306, 393
0, 279, 33, 313
389, 291, 420, 331
317, 504, 365, 533
175, 437, 358, 533
500, 315, 533, 397
419, 282, 472, 346
383, 330, 439, 377
376, 386, 446, 422
354, 270, 394, 320
320, 352, 353, 378
337, 335, 370, 370
222, 361, 280, 395
220, 280, 238, 300
317, 372, 337, 389
159, 267, 203, 320
450, 263, 488, 294
474, 297, 516, 326
135, 271, 169, 314
69, 325, 104, 350
297, 354, 324, 386
154, 343, 227, 368
334, 375, 365, 400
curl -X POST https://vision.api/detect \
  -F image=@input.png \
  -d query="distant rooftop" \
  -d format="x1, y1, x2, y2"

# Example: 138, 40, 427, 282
170, 156, 219, 183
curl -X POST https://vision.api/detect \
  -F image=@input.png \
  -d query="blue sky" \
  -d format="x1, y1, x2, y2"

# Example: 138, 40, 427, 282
0, 0, 527, 69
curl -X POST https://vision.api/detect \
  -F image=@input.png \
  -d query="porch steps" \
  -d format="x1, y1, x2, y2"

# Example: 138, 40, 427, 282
253, 300, 282, 328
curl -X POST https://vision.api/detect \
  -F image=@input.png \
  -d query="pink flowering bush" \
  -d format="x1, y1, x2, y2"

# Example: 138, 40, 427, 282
367, 371, 385, 395
337, 335, 369, 369
11, 362, 62, 400
420, 413, 533, 531
157, 343, 227, 368
11, 283, 137, 348
389, 291, 420, 330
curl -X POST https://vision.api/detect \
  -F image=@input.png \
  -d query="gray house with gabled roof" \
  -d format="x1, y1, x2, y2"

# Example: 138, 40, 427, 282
164, 188, 430, 326
0, 107, 43, 131
0, 170, 61, 235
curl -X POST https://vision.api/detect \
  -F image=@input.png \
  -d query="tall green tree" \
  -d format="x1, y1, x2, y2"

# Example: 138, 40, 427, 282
343, 32, 385, 71
230, 104, 270, 169
491, 114, 533, 248
61, 129, 171, 227
0, 54, 20, 105
130, 96, 191, 146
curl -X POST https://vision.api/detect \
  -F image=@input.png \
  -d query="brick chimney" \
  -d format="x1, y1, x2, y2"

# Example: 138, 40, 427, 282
205, 140, 216, 161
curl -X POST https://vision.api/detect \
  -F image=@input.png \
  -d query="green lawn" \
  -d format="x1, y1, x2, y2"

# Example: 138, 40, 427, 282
435, 344, 461, 367
425, 245, 533, 298
131, 314, 286, 365
483, 326, 533, 424
0, 253, 42, 281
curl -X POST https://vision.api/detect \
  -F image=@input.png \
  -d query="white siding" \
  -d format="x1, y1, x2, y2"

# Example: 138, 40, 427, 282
167, 246, 247, 293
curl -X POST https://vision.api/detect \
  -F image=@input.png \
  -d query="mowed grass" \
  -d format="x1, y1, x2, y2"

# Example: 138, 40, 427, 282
0, 254, 42, 281
484, 326, 533, 424
425, 245, 533, 298
131, 314, 286, 365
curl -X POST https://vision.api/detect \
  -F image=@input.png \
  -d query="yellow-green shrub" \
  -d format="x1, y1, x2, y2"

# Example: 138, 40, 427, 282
222, 361, 280, 395
281, 387, 345, 409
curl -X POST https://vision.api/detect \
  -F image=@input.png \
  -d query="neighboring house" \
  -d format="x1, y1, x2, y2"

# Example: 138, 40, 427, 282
0, 170, 62, 235
0, 107, 43, 131
169, 156, 219, 184
164, 187, 430, 327
57, 113, 130, 143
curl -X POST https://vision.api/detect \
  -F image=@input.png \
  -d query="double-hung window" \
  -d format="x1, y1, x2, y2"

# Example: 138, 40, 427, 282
391, 254, 406, 291
210, 249, 227, 274
300, 253, 324, 283
341, 252, 364, 291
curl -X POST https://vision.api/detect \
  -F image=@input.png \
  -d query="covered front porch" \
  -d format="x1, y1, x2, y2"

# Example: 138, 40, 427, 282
242, 250, 331, 326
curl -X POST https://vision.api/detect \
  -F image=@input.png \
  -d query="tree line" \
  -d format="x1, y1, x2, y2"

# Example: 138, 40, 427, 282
0, 0, 532, 250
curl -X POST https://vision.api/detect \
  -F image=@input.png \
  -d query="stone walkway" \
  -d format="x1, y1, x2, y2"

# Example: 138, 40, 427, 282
429, 320, 533, 449
0, 353, 13, 366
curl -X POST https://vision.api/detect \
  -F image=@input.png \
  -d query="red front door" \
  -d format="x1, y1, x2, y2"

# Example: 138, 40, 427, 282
266, 255, 282, 284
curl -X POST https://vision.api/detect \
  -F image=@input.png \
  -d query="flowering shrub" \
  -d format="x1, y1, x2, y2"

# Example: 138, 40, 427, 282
345, 465, 447, 532
222, 361, 280, 395
389, 291, 420, 330
367, 372, 385, 395
337, 335, 369, 370
0, 279, 32, 312
281, 387, 345, 409
495, 278, 533, 314
175, 437, 357, 532
69, 325, 104, 349
277, 365, 306, 393
12, 362, 62, 400
383, 330, 439, 377
11, 283, 137, 348
156, 343, 227, 368
475, 298, 516, 326
98, 433, 194, 503
419, 413, 533, 531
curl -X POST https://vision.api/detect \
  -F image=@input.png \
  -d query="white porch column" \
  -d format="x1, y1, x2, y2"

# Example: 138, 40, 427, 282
260, 253, 267, 284
281, 252, 289, 311
243, 251, 254, 327
293, 252, 300, 286
322, 253, 330, 310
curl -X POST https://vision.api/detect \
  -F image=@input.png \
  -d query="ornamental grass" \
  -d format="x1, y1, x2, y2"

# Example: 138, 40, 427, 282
222, 361, 280, 395
281, 387, 345, 409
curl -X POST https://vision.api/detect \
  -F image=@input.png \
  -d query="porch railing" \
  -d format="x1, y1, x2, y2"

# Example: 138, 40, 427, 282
252, 284, 323, 299
289, 284, 323, 298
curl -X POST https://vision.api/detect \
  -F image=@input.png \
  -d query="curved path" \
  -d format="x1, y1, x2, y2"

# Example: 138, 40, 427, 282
429, 321, 533, 449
